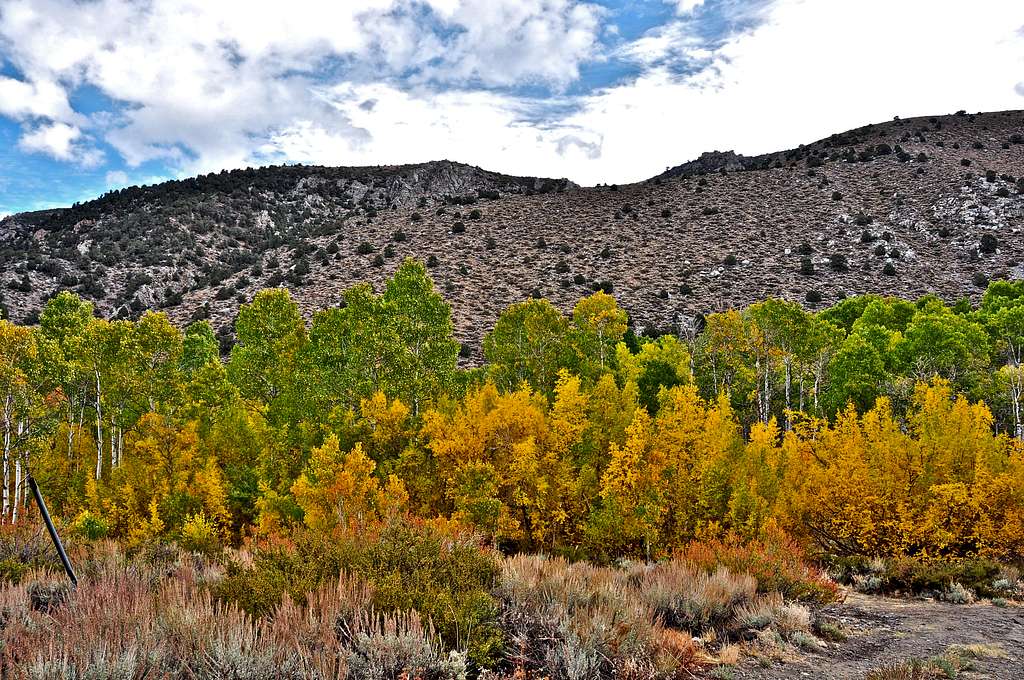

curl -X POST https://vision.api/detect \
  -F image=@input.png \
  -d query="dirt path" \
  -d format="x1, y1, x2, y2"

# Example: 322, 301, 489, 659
735, 593, 1024, 679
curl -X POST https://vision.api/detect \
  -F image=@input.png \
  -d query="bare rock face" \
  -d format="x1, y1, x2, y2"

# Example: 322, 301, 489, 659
0, 111, 1022, 358
658, 150, 748, 178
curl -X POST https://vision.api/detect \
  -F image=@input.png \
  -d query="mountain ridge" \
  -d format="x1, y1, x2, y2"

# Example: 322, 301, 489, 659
1, 109, 1022, 358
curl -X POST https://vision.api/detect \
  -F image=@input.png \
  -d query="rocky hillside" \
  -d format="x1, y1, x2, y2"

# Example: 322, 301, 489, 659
1, 110, 1022, 357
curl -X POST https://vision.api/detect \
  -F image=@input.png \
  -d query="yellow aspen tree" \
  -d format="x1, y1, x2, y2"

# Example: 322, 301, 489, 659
572, 291, 628, 375
695, 391, 745, 538
599, 408, 664, 556
586, 372, 637, 456
291, 436, 404, 532
359, 391, 412, 463
422, 382, 552, 548
653, 384, 708, 546
908, 379, 999, 488
543, 370, 591, 547
782, 405, 890, 555
729, 418, 783, 537
971, 437, 1024, 559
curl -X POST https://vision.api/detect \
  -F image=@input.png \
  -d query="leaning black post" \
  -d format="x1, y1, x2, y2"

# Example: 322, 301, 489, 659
27, 475, 78, 587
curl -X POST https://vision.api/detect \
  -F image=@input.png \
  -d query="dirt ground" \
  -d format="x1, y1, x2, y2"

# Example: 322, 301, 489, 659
734, 593, 1024, 679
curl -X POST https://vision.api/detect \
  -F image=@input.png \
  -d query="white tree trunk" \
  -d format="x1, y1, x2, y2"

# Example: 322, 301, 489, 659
11, 454, 20, 524
2, 394, 11, 522
94, 370, 104, 481
784, 357, 792, 431
1010, 372, 1023, 440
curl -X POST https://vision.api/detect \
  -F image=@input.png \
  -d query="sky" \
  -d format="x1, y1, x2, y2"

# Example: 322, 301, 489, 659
1, 0, 1023, 216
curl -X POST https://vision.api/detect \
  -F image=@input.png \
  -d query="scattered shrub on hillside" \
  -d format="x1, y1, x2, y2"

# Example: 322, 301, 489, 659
357, 242, 374, 255
829, 253, 849, 272
980, 234, 998, 254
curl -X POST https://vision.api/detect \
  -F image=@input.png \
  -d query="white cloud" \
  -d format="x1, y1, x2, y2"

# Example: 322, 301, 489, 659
0, 0, 604, 178
0, 0, 1022, 190
0, 76, 76, 121
669, 0, 705, 15
617, 20, 707, 65
407, 0, 605, 87
562, 0, 1024, 184
18, 122, 78, 158
258, 83, 601, 180
17, 121, 104, 166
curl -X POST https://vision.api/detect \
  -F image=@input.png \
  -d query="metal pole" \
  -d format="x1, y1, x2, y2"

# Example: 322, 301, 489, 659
26, 475, 77, 587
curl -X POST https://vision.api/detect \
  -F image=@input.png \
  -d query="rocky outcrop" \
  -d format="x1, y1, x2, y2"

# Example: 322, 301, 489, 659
657, 150, 749, 179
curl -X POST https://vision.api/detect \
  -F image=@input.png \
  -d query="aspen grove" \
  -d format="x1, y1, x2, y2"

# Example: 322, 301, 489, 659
3, 258, 1024, 562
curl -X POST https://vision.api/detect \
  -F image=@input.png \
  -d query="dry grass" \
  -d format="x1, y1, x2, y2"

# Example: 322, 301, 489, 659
638, 562, 757, 632
0, 547, 460, 680
0, 539, 833, 679
494, 554, 826, 679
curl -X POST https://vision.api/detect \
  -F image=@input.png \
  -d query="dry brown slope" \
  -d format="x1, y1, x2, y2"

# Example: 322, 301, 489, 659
1, 110, 1022, 356
176, 110, 1023, 356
